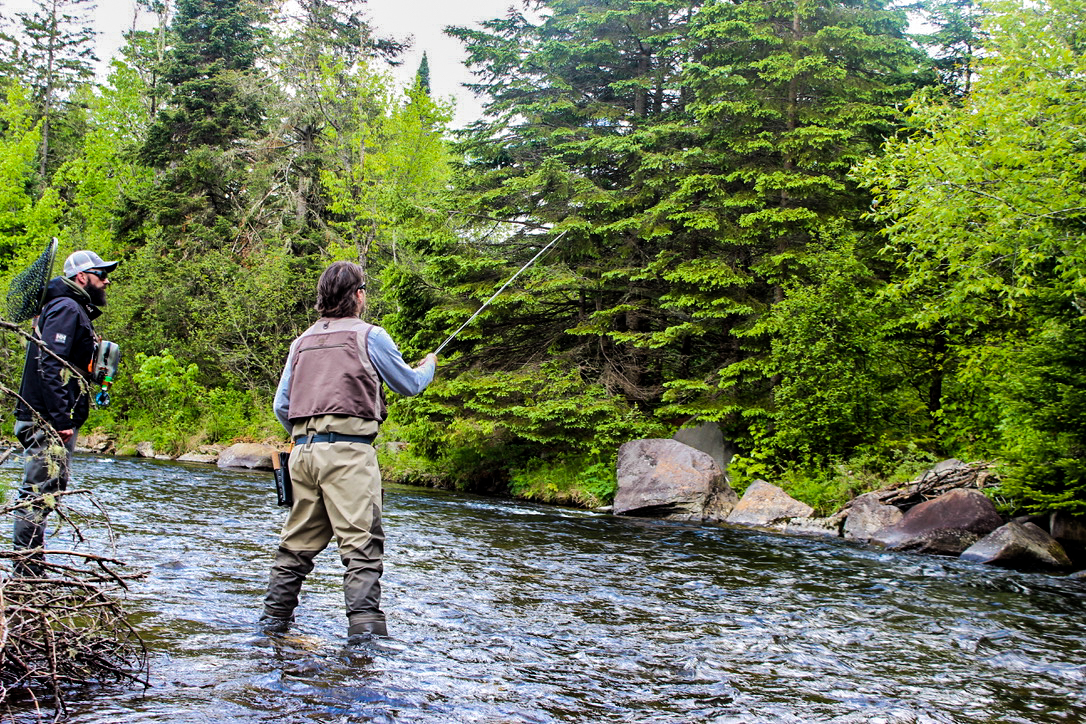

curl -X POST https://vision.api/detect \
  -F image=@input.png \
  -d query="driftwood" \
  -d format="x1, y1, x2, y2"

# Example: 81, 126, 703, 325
843, 461, 999, 513
0, 490, 149, 722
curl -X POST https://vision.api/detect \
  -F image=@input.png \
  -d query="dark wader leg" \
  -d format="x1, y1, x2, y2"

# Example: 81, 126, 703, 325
344, 501, 386, 637
12, 421, 77, 576
263, 547, 320, 622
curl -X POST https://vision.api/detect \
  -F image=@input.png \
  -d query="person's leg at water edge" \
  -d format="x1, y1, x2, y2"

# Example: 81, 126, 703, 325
315, 440, 386, 640
12, 420, 78, 576
261, 445, 333, 632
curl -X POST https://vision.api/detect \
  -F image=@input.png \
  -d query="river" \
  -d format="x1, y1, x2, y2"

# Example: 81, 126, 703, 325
2, 454, 1085, 723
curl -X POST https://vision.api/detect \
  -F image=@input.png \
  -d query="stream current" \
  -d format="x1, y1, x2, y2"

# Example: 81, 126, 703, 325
2, 454, 1085, 723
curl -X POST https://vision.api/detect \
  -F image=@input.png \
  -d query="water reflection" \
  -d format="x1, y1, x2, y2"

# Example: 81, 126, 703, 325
1, 454, 1084, 723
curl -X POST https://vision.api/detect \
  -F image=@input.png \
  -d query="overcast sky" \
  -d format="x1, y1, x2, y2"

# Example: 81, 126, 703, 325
7, 0, 518, 127
368, 0, 515, 125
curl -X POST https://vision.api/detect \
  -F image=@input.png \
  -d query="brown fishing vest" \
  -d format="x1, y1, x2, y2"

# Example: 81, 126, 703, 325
286, 318, 388, 423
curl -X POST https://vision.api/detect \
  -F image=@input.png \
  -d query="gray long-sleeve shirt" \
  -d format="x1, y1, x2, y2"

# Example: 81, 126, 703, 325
273, 324, 436, 435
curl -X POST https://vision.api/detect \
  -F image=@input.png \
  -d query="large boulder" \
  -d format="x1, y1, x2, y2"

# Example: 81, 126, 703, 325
614, 439, 737, 522
844, 492, 904, 542
217, 443, 277, 470
672, 422, 736, 479
960, 521, 1073, 570
870, 488, 1003, 555
726, 480, 814, 529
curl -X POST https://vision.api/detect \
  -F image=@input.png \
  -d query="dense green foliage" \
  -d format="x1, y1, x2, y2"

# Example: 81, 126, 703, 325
856, 0, 1086, 512
1, 0, 1085, 514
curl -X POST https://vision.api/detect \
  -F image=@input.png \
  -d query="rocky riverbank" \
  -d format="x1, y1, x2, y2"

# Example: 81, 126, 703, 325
614, 435, 1086, 578
72, 428, 1086, 578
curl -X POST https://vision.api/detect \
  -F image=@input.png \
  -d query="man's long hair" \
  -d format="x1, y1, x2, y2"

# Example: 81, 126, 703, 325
316, 261, 364, 318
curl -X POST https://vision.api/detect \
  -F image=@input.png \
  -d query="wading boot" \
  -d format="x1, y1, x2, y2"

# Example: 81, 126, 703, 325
258, 612, 294, 635
347, 617, 388, 644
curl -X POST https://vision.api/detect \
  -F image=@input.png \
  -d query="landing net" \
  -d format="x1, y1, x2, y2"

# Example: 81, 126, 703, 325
6, 238, 58, 323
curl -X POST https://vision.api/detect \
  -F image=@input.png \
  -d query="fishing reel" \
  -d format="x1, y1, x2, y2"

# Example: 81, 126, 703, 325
89, 340, 121, 407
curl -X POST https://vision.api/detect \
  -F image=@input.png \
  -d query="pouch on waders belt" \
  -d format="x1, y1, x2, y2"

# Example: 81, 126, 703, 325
272, 451, 292, 507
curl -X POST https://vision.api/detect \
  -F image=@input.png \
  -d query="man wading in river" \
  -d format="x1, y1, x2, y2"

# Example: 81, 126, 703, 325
261, 261, 437, 640
12, 250, 118, 575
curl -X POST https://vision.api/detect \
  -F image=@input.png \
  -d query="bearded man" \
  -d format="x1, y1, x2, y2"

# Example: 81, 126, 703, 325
12, 249, 118, 575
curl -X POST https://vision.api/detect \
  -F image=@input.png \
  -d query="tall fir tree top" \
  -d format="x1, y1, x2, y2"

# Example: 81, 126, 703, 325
163, 0, 264, 85
416, 51, 431, 95
9, 0, 98, 104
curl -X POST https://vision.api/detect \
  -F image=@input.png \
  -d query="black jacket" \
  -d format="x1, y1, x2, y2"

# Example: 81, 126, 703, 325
15, 277, 101, 430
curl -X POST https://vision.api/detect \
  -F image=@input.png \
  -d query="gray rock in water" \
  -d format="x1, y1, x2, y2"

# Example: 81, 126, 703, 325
726, 480, 814, 529
961, 521, 1073, 570
844, 492, 904, 542
178, 452, 218, 464
614, 439, 737, 522
785, 514, 844, 538
870, 488, 1003, 555
136, 441, 155, 458
217, 442, 277, 470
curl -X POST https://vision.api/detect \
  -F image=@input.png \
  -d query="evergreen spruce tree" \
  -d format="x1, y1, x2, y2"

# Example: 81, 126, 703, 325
416, 52, 431, 95
907, 0, 988, 97
142, 0, 264, 165
6, 0, 97, 187
427, 0, 924, 477
138, 0, 268, 250
666, 0, 924, 461
115, 0, 281, 387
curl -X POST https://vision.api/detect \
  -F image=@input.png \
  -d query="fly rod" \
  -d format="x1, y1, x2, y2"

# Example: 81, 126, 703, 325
434, 229, 569, 355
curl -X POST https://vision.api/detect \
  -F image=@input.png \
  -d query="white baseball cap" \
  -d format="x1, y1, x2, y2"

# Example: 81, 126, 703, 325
64, 250, 119, 278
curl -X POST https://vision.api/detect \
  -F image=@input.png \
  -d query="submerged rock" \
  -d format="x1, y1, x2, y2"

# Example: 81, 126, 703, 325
726, 480, 814, 529
870, 488, 1003, 555
614, 439, 738, 522
960, 521, 1072, 571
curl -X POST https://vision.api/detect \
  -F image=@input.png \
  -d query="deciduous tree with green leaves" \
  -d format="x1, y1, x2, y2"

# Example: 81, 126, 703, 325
856, 0, 1086, 512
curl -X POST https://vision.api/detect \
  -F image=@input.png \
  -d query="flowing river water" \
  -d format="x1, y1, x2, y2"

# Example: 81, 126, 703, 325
3, 454, 1086, 723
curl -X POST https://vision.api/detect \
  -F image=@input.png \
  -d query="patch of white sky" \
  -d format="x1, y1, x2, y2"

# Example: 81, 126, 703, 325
4, 0, 521, 127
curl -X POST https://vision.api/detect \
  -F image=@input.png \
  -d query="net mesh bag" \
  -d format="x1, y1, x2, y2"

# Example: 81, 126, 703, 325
6, 238, 58, 323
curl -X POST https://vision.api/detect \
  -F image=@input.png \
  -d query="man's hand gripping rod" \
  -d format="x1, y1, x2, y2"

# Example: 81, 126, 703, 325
433, 230, 569, 356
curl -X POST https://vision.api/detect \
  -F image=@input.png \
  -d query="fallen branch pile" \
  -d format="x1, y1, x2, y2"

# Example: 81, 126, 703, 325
0, 490, 148, 721
867, 461, 999, 511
